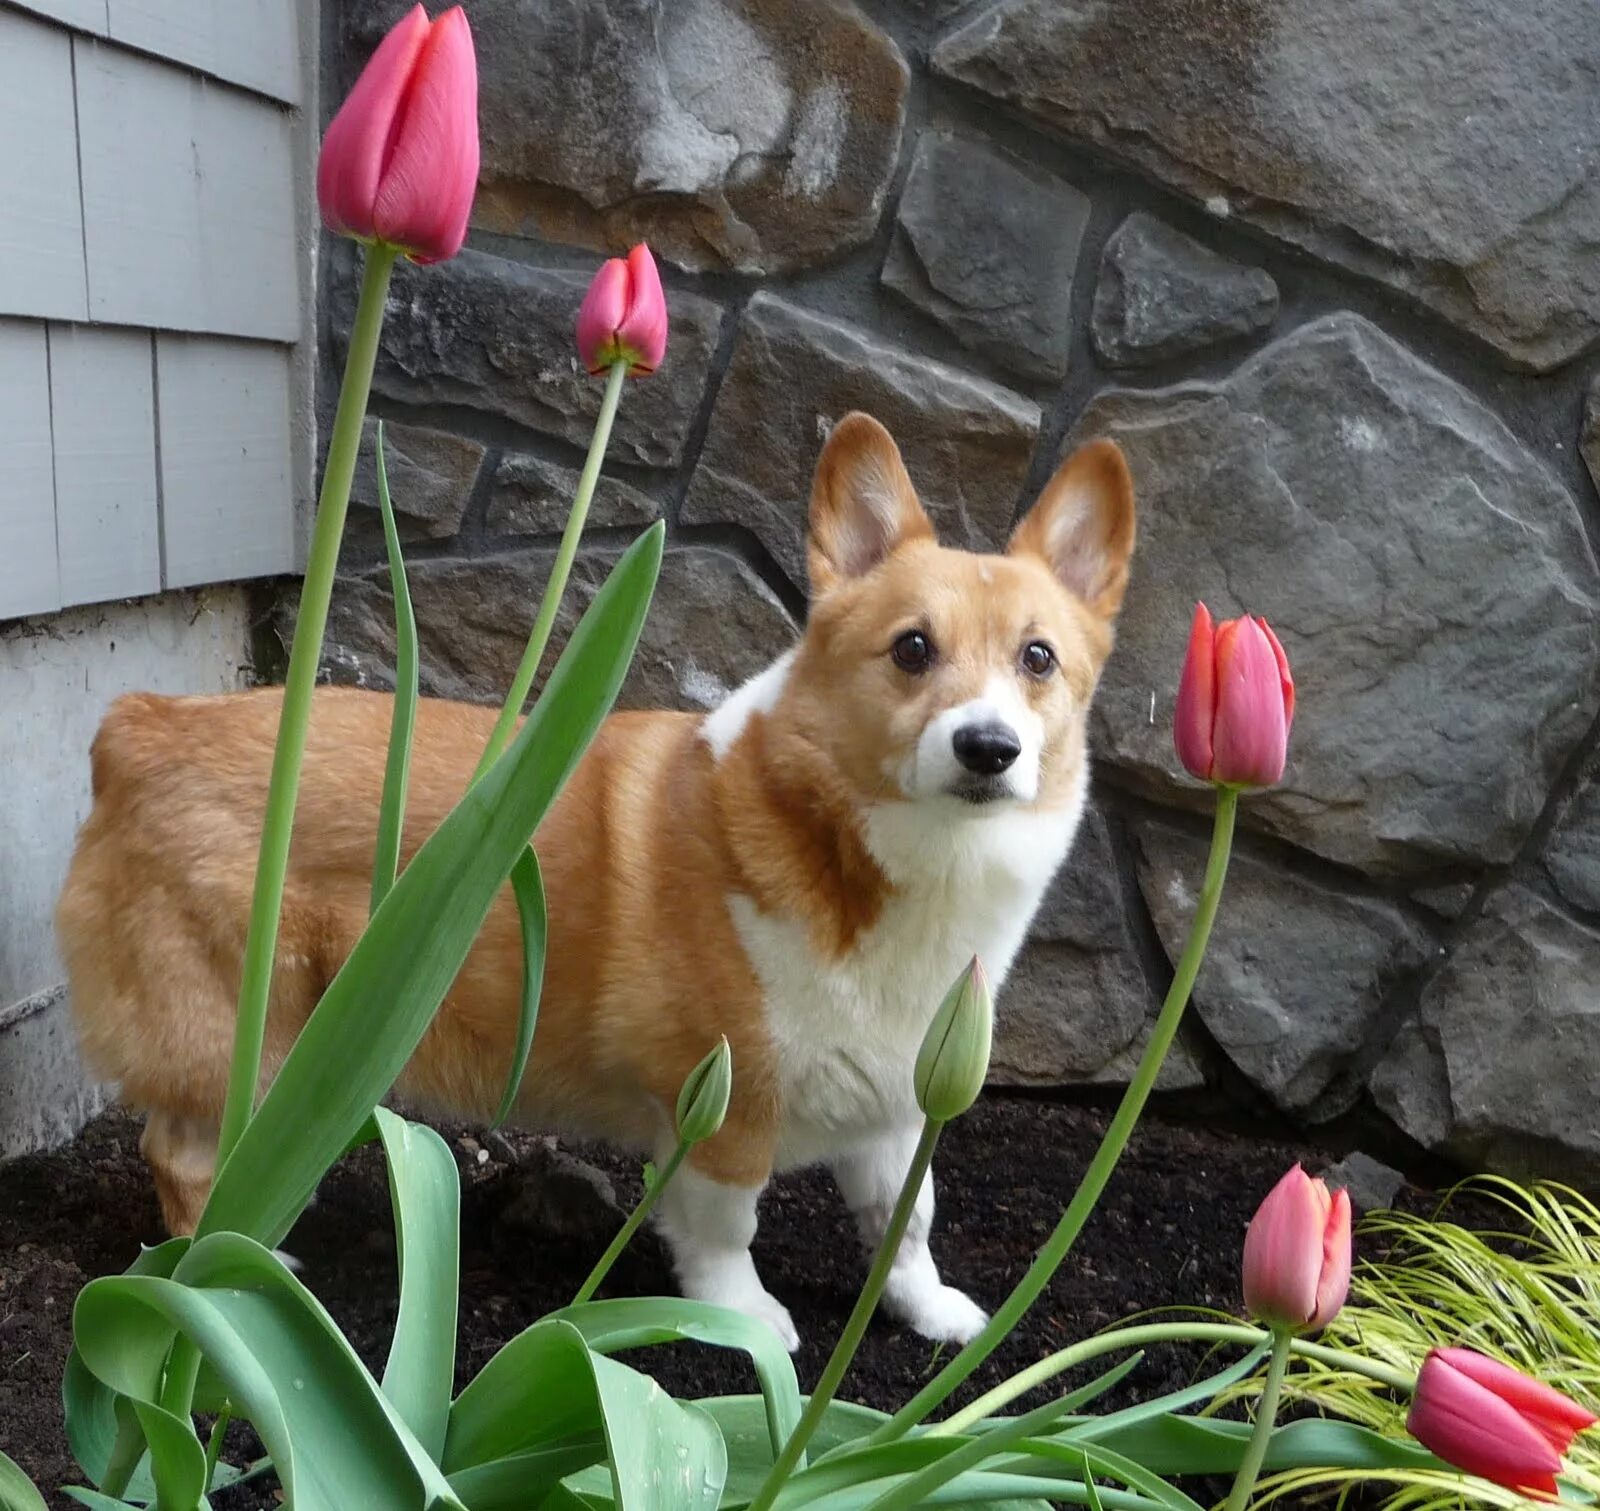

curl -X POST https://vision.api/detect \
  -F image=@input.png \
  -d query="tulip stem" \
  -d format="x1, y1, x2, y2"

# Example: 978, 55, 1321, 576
870, 786, 1239, 1443
749, 1120, 943, 1511
473, 356, 630, 781
1224, 1327, 1293, 1511
215, 242, 399, 1170
935, 1321, 1415, 1435
571, 1142, 690, 1306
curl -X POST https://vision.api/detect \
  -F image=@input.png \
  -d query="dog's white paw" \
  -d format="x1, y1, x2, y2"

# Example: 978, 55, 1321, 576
741, 1289, 802, 1354
899, 1284, 988, 1346
688, 1273, 801, 1353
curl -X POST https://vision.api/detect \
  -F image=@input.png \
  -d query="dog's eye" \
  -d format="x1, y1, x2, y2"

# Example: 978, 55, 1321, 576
1020, 641, 1056, 678
891, 630, 935, 674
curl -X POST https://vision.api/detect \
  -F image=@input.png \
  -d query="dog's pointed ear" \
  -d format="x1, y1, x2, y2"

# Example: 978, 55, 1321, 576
808, 413, 935, 595
1009, 437, 1136, 619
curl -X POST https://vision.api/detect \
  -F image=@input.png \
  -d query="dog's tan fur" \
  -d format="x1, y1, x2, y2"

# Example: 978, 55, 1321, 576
56, 413, 1134, 1343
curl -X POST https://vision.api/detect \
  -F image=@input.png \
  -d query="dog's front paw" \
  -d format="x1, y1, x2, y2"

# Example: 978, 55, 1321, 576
741, 1289, 802, 1354
900, 1284, 988, 1346
682, 1268, 802, 1353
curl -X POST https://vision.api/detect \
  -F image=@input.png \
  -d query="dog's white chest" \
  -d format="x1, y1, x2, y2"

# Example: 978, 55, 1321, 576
728, 800, 1081, 1168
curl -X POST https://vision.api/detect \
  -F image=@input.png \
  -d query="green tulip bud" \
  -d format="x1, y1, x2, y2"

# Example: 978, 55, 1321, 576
914, 957, 992, 1123
676, 1036, 733, 1145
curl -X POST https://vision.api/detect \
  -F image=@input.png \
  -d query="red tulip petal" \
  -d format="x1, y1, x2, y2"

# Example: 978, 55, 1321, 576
1257, 616, 1295, 730
615, 242, 669, 374
1211, 614, 1289, 787
1436, 1349, 1598, 1451
1242, 1165, 1325, 1328
1410, 1352, 1566, 1495
577, 258, 631, 373
373, 7, 480, 263
1173, 602, 1217, 781
1308, 1186, 1352, 1330
317, 4, 430, 239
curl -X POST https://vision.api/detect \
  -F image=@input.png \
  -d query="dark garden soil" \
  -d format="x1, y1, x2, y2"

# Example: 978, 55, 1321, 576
0, 1095, 1474, 1509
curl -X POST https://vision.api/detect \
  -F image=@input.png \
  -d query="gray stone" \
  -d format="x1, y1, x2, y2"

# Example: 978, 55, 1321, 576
882, 133, 1087, 381
348, 250, 723, 469
495, 1139, 623, 1245
1371, 885, 1600, 1183
996, 803, 1171, 1086
485, 453, 660, 539
1582, 375, 1600, 499
1136, 822, 1428, 1116
1410, 883, 1478, 921
1543, 770, 1600, 914
346, 0, 909, 275
1074, 313, 1600, 878
1091, 213, 1277, 367
348, 417, 484, 543
681, 293, 1040, 587
310, 545, 798, 715
934, 0, 1600, 372
1318, 1152, 1406, 1213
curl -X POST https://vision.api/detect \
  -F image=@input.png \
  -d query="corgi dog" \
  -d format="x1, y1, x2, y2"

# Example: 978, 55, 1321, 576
55, 413, 1136, 1351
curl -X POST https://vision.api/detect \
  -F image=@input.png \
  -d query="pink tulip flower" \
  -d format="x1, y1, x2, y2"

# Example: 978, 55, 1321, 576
1242, 1165, 1352, 1333
1174, 602, 1294, 788
1407, 1348, 1596, 1496
317, 5, 479, 265
576, 244, 668, 377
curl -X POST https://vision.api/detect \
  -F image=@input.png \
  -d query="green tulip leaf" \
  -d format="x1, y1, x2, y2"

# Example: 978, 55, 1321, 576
492, 845, 547, 1129
373, 1108, 460, 1461
0, 1450, 48, 1511
447, 1318, 725, 1508
198, 523, 663, 1248
370, 418, 419, 916
545, 1297, 803, 1454
72, 1233, 463, 1511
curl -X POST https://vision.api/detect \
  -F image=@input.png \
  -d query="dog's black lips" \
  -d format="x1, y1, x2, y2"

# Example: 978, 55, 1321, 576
951, 777, 1009, 805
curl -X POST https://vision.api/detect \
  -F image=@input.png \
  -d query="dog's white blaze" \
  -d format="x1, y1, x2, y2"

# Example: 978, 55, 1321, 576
902, 674, 1047, 803
699, 648, 795, 760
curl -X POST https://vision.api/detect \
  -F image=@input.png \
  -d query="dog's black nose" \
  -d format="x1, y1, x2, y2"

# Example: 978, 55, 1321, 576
952, 722, 1021, 775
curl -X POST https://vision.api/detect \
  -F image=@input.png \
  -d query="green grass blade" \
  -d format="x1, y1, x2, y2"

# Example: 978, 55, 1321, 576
491, 845, 547, 1129
374, 1109, 460, 1461
0, 1450, 48, 1511
546, 1296, 803, 1456
1064, 1341, 1271, 1444
198, 523, 664, 1247
370, 419, 419, 917
73, 1234, 463, 1511
62, 1492, 143, 1511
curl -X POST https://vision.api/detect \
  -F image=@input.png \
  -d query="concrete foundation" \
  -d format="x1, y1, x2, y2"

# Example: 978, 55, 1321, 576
0, 588, 255, 1157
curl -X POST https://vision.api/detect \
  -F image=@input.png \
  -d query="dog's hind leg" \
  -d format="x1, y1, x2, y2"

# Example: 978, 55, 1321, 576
139, 1109, 218, 1238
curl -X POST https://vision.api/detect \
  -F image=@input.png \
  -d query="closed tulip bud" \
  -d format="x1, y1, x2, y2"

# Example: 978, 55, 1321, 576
1174, 602, 1295, 789
576, 243, 669, 376
1242, 1165, 1352, 1333
1408, 1348, 1596, 1496
317, 5, 479, 265
676, 1037, 732, 1146
914, 958, 993, 1123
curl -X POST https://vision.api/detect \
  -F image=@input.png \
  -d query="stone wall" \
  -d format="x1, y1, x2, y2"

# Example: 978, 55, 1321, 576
306, 0, 1600, 1184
